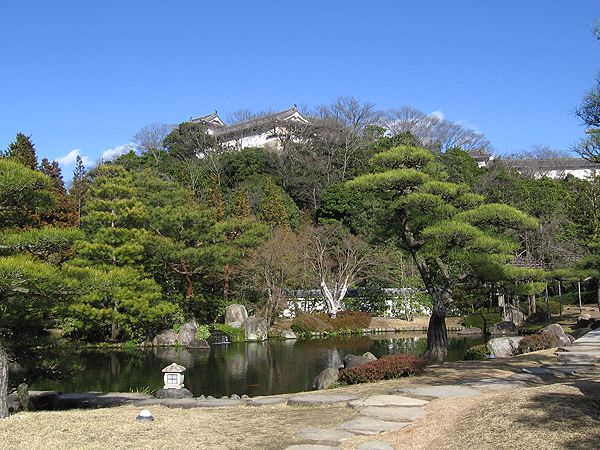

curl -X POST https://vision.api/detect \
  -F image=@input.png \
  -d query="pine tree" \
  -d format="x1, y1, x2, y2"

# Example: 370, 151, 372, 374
230, 187, 252, 218
5, 133, 38, 169
259, 177, 290, 229
39, 158, 76, 226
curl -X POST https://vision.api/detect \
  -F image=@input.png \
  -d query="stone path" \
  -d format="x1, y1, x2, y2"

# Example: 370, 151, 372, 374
281, 374, 556, 449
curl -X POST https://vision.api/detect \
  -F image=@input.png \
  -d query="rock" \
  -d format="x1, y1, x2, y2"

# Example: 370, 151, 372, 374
287, 394, 360, 406
196, 398, 245, 407
313, 367, 339, 390
525, 312, 551, 324
230, 394, 240, 400
187, 338, 210, 349
243, 316, 268, 341
343, 354, 372, 369
458, 327, 483, 335
577, 314, 592, 328
7, 392, 21, 413
488, 321, 519, 336
338, 417, 408, 435
571, 327, 591, 339
155, 388, 193, 399
362, 352, 378, 361
349, 395, 429, 408
357, 441, 394, 450
396, 385, 482, 398
591, 319, 600, 330
225, 304, 248, 328
280, 329, 298, 339
177, 322, 197, 346
505, 306, 527, 326
359, 406, 427, 422
487, 336, 524, 357
295, 429, 355, 444
152, 329, 178, 346
540, 323, 571, 347
247, 397, 287, 406
567, 334, 576, 344
29, 390, 59, 410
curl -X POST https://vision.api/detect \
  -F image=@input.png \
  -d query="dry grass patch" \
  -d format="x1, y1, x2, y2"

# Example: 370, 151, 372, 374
344, 381, 600, 450
0, 403, 359, 450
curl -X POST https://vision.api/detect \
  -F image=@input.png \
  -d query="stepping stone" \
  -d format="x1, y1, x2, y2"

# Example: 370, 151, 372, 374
338, 417, 408, 435
467, 378, 525, 391
397, 385, 481, 399
349, 395, 428, 408
522, 367, 576, 376
196, 399, 245, 407
295, 429, 355, 444
247, 397, 288, 406
284, 446, 340, 450
359, 406, 426, 422
287, 394, 361, 406
357, 441, 394, 450
506, 373, 544, 383
558, 346, 600, 353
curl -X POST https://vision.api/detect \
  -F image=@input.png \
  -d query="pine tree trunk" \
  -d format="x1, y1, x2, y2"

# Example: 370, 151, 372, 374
0, 343, 8, 419
223, 265, 231, 299
423, 299, 448, 364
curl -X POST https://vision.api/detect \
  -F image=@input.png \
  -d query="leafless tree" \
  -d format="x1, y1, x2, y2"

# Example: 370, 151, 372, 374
382, 106, 491, 153
237, 229, 304, 323
132, 123, 174, 160
303, 224, 374, 317
504, 145, 572, 178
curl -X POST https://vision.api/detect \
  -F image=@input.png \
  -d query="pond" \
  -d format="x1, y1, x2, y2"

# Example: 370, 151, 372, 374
33, 332, 484, 397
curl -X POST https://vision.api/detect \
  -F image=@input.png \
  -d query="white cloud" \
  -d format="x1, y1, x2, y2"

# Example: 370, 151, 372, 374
56, 149, 92, 167
101, 143, 135, 161
429, 110, 445, 121
455, 119, 481, 133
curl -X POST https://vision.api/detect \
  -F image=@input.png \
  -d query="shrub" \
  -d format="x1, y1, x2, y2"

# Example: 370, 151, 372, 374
291, 313, 334, 334
213, 324, 246, 342
463, 311, 502, 331
195, 324, 211, 340
338, 353, 427, 384
518, 334, 558, 354
464, 344, 489, 361
332, 310, 372, 330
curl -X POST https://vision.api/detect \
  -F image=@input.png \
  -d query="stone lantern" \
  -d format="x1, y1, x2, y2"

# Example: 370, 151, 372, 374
162, 362, 186, 390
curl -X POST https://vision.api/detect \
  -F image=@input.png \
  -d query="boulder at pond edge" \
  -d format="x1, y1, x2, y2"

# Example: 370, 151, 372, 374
487, 336, 524, 358
488, 321, 519, 336
225, 304, 248, 328
313, 367, 339, 390
244, 316, 269, 341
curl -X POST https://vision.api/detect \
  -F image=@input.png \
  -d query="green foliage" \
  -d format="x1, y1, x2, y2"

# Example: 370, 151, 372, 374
213, 323, 246, 342
464, 344, 489, 361
195, 324, 211, 340
442, 148, 483, 186
518, 334, 558, 354
0, 159, 54, 227
290, 311, 372, 334
462, 311, 502, 332
4, 133, 38, 169
338, 354, 428, 384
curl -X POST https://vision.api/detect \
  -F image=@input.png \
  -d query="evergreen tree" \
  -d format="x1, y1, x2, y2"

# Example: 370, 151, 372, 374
4, 133, 38, 170
348, 145, 537, 363
259, 177, 290, 229
69, 155, 89, 226
39, 158, 76, 226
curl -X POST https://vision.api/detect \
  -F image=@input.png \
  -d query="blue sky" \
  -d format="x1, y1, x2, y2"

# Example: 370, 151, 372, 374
0, 1, 598, 176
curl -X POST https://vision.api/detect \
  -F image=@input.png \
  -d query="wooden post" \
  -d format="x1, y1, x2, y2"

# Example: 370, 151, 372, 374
545, 285, 549, 315
558, 281, 563, 319
0, 343, 8, 419
578, 281, 583, 313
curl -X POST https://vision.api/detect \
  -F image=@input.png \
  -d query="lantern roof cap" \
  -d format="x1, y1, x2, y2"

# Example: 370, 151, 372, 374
162, 363, 186, 373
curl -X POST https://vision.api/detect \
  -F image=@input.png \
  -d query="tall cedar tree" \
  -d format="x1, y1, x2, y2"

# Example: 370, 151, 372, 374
348, 146, 537, 363
4, 133, 38, 170
69, 155, 89, 226
39, 158, 76, 226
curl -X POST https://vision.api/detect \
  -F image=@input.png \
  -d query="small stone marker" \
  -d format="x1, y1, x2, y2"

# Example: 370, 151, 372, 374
136, 409, 154, 421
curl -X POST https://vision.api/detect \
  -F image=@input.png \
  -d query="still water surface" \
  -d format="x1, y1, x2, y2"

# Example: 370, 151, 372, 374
33, 332, 483, 397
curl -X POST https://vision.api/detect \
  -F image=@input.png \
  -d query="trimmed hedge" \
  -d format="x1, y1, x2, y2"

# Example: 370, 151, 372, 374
333, 310, 372, 330
338, 353, 427, 384
291, 314, 334, 334
518, 334, 558, 354
464, 344, 489, 361
291, 311, 372, 334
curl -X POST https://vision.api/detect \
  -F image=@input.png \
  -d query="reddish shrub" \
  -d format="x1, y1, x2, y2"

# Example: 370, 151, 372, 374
332, 311, 372, 330
291, 314, 334, 333
338, 353, 428, 384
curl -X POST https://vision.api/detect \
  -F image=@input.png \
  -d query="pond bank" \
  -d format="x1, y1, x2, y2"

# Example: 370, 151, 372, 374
3, 347, 599, 450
